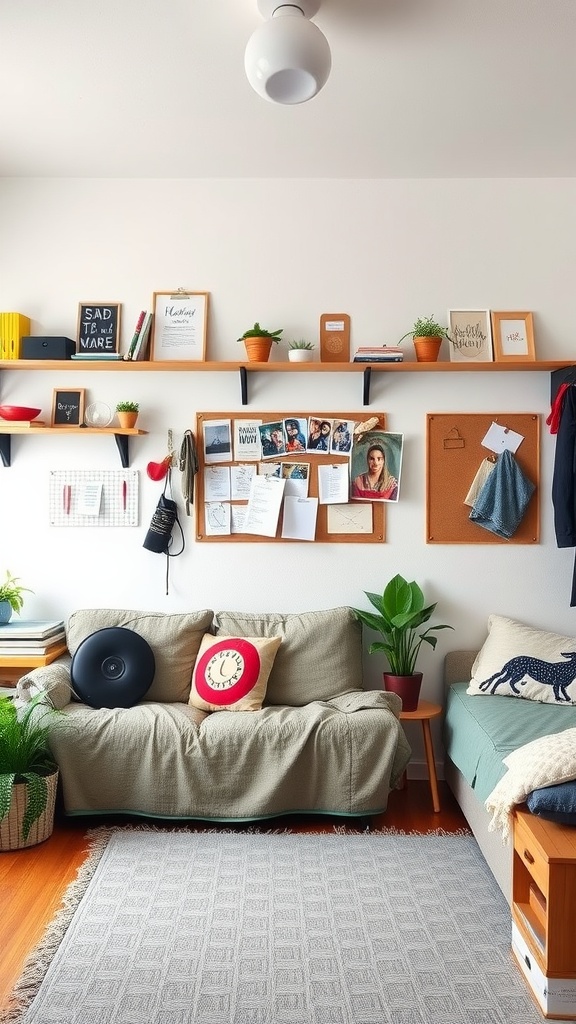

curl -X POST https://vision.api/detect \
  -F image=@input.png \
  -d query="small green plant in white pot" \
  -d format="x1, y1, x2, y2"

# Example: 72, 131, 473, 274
0, 570, 33, 624
288, 339, 315, 363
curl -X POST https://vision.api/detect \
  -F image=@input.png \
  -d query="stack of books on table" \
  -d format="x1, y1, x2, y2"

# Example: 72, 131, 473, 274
0, 619, 66, 657
352, 346, 404, 363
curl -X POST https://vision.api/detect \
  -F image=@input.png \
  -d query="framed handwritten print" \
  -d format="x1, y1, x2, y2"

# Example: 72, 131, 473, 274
151, 291, 209, 362
77, 302, 121, 354
491, 311, 535, 362
448, 309, 493, 362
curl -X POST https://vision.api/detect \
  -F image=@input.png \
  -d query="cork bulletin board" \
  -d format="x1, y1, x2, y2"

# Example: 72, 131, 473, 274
426, 413, 540, 544
196, 411, 387, 543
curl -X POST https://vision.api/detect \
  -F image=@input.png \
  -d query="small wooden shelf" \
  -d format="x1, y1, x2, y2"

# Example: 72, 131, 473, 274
0, 426, 147, 468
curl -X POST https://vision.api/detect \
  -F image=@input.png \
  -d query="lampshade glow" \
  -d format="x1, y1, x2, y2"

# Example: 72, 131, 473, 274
245, 5, 331, 105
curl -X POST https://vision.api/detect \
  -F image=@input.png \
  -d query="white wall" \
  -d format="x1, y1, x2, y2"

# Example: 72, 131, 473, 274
1, 177, 575, 724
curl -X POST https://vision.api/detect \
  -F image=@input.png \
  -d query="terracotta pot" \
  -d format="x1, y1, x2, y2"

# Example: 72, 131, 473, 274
0, 770, 58, 850
413, 336, 442, 362
244, 337, 273, 362
117, 410, 139, 429
383, 671, 423, 712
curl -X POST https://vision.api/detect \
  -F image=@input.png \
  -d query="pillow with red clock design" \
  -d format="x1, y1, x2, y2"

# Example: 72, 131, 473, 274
189, 634, 282, 713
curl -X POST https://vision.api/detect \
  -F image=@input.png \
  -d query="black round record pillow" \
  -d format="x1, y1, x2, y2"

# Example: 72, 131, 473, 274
71, 627, 155, 709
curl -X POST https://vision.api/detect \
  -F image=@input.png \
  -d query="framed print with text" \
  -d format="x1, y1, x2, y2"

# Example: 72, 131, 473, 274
448, 309, 493, 362
491, 311, 535, 362
51, 388, 86, 426
151, 290, 209, 362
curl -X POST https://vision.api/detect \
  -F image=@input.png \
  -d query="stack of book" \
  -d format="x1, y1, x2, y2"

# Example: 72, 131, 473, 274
352, 346, 404, 363
0, 619, 66, 657
123, 310, 154, 361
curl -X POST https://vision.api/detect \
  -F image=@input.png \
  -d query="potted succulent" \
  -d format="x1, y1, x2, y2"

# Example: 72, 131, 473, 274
352, 574, 453, 711
116, 400, 139, 429
288, 339, 315, 363
0, 570, 33, 624
237, 322, 283, 363
397, 315, 452, 363
0, 692, 59, 850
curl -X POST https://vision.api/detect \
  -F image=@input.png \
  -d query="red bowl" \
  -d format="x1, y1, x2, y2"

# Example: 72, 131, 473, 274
0, 405, 42, 421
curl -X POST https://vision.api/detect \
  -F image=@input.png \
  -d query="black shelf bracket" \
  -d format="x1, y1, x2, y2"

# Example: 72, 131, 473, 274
0, 434, 11, 467
239, 366, 248, 406
114, 433, 130, 467
363, 367, 372, 406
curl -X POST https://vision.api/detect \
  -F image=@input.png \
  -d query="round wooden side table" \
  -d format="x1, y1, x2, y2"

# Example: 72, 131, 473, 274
399, 699, 442, 812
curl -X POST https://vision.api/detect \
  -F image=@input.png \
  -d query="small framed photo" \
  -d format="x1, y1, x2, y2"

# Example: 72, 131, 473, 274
51, 388, 86, 427
151, 290, 209, 362
491, 311, 535, 362
448, 309, 493, 362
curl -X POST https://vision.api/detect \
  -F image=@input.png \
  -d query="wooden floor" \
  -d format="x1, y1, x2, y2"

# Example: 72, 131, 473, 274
0, 780, 468, 1011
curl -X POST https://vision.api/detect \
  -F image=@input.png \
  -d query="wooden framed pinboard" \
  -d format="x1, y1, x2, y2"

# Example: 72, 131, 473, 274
426, 412, 539, 544
196, 411, 387, 543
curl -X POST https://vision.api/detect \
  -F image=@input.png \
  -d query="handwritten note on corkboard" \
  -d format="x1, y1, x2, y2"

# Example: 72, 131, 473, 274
426, 412, 539, 544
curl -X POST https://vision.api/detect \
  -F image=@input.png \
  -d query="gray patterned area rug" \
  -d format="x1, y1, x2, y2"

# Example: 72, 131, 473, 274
7, 829, 562, 1024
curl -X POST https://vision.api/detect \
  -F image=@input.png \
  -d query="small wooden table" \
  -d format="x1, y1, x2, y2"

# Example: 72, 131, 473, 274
0, 642, 68, 685
399, 700, 442, 812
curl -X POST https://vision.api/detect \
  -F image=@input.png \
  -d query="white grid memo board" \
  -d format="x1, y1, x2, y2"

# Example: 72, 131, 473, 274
49, 470, 139, 527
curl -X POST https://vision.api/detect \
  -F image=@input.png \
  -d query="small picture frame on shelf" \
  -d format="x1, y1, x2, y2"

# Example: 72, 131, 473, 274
448, 310, 493, 362
77, 303, 121, 354
51, 388, 85, 427
151, 290, 209, 362
491, 311, 535, 362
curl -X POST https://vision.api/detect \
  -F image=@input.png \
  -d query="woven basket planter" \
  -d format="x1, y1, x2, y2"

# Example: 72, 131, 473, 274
0, 770, 58, 851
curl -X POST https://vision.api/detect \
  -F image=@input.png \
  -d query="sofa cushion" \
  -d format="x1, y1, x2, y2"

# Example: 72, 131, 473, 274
189, 634, 281, 712
67, 608, 213, 703
213, 607, 362, 705
467, 614, 576, 705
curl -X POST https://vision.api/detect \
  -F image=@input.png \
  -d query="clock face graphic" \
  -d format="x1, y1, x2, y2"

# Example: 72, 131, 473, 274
194, 638, 261, 706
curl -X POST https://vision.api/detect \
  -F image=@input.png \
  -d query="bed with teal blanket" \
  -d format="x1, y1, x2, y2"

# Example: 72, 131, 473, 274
443, 650, 576, 903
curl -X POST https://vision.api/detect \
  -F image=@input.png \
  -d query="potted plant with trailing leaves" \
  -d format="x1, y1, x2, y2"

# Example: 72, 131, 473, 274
116, 400, 139, 429
0, 693, 60, 850
352, 574, 453, 711
0, 570, 33, 624
398, 315, 452, 363
288, 339, 315, 363
237, 322, 283, 363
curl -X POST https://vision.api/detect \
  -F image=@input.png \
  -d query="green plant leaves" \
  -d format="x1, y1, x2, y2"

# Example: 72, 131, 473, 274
0, 693, 59, 841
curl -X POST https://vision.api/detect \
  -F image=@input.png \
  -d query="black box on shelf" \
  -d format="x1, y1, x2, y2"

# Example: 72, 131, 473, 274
22, 337, 76, 360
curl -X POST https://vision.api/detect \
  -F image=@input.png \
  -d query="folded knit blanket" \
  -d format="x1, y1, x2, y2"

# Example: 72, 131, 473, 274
485, 727, 576, 841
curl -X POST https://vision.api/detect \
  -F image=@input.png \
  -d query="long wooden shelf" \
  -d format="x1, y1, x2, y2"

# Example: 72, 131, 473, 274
1, 358, 573, 406
0, 426, 147, 468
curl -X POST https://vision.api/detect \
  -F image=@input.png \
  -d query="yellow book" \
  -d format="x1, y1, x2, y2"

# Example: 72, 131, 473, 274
0, 313, 31, 359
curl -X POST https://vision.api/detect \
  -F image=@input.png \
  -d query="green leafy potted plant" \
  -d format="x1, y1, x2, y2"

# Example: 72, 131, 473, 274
352, 574, 453, 710
0, 570, 33, 624
288, 339, 315, 363
116, 400, 139, 429
397, 316, 452, 363
237, 322, 283, 363
0, 692, 59, 850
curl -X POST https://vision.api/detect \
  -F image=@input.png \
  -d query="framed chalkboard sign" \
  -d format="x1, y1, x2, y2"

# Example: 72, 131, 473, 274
77, 302, 121, 354
51, 388, 86, 426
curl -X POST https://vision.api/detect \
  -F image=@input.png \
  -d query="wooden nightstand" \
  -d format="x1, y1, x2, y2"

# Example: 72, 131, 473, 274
399, 700, 442, 812
0, 642, 68, 686
512, 808, 576, 1018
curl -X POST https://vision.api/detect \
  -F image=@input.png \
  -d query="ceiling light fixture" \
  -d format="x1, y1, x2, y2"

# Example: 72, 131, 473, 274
245, 1, 331, 105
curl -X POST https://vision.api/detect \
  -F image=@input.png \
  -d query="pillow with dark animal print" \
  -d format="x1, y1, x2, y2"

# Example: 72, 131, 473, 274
467, 614, 576, 705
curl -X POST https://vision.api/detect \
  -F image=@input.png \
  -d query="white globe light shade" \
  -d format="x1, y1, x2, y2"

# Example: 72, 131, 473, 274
245, 9, 331, 105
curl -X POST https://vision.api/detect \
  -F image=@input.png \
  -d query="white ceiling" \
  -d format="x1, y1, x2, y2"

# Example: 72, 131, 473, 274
2, 0, 576, 179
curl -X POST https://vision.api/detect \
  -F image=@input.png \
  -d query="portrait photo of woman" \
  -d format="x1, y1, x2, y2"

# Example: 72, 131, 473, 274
350, 431, 403, 502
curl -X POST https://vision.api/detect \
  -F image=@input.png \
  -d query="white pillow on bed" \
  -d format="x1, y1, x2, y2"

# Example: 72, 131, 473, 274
467, 614, 576, 705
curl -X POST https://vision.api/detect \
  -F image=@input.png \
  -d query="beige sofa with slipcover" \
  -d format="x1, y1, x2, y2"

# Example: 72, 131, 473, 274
16, 606, 411, 823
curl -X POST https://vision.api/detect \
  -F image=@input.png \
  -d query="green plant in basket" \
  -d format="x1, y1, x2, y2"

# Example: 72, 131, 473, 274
352, 574, 453, 675
0, 693, 59, 843
0, 570, 33, 614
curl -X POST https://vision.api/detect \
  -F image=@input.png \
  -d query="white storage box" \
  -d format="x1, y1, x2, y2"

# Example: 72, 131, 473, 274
512, 922, 576, 1019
